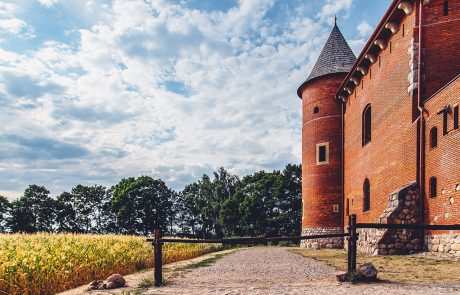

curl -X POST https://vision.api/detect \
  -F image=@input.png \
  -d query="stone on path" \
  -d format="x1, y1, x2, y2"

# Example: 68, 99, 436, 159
88, 274, 126, 290
357, 262, 378, 280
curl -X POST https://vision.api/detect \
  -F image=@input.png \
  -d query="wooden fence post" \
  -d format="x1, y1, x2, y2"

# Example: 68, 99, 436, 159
347, 215, 352, 273
348, 214, 357, 273
153, 229, 163, 286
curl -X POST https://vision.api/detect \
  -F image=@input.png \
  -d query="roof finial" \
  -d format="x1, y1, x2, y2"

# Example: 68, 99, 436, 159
334, 14, 337, 26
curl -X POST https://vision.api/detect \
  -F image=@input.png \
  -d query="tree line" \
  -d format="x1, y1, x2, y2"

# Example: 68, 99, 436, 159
0, 164, 301, 238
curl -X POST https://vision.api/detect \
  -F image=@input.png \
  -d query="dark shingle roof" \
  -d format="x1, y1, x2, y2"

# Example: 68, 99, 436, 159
305, 24, 356, 83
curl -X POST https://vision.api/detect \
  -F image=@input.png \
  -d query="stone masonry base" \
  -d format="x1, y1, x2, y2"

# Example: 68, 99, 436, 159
425, 233, 460, 257
346, 182, 422, 255
300, 227, 343, 249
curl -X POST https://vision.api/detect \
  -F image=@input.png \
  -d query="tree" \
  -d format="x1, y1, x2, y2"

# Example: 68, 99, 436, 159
55, 185, 110, 233
0, 195, 10, 232
278, 164, 302, 236
112, 176, 173, 235
7, 185, 56, 232
55, 191, 79, 232
176, 183, 202, 237
219, 165, 302, 238
177, 168, 239, 238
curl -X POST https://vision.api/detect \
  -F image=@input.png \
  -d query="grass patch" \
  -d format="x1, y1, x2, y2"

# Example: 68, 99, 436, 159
138, 278, 155, 288
176, 253, 228, 271
291, 249, 460, 285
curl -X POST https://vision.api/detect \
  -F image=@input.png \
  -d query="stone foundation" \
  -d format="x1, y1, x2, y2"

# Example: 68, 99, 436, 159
354, 182, 422, 255
301, 227, 344, 249
425, 233, 460, 257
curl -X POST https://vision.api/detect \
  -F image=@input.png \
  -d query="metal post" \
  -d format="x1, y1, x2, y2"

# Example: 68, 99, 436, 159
350, 214, 357, 273
154, 229, 163, 286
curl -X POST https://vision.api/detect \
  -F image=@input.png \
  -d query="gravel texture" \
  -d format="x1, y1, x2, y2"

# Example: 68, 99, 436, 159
148, 247, 460, 295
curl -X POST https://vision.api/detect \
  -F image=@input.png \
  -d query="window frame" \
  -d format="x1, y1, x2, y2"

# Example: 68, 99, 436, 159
430, 127, 438, 149
363, 178, 370, 212
429, 177, 437, 198
362, 104, 372, 146
454, 105, 459, 129
316, 142, 329, 165
443, 111, 448, 135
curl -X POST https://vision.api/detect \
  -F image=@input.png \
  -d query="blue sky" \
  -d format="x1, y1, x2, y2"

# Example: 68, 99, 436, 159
0, 0, 391, 198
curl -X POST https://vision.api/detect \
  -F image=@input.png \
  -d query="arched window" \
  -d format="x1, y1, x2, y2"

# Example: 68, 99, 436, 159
362, 104, 372, 146
430, 127, 438, 148
429, 177, 437, 198
363, 178, 370, 212
313, 106, 319, 114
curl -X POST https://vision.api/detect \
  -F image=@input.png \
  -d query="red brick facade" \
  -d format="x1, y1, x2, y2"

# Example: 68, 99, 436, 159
301, 74, 344, 228
423, 0, 460, 99
343, 5, 418, 223
298, 0, 460, 252
424, 76, 460, 226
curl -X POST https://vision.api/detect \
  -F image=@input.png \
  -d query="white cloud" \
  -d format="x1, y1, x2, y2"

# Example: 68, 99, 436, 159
0, 18, 26, 34
349, 38, 366, 56
357, 20, 373, 37
38, 0, 59, 8
316, 0, 353, 24
0, 0, 364, 197
0, 2, 35, 39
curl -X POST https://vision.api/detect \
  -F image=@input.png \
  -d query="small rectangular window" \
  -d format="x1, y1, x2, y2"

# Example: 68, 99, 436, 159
333, 204, 339, 213
319, 146, 326, 162
454, 106, 459, 129
430, 177, 437, 198
443, 111, 448, 135
390, 41, 392, 53
316, 142, 329, 165
402, 24, 405, 37
444, 1, 449, 16
378, 56, 381, 67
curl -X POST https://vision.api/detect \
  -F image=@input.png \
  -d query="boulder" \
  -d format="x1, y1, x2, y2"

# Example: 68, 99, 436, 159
88, 274, 126, 290
357, 262, 378, 280
88, 280, 104, 290
106, 274, 126, 288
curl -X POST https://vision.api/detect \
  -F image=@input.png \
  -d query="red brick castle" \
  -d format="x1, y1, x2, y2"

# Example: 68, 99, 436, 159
297, 0, 460, 255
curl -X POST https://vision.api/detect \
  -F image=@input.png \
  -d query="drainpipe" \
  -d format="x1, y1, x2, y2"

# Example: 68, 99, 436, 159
341, 100, 345, 234
417, 0, 425, 250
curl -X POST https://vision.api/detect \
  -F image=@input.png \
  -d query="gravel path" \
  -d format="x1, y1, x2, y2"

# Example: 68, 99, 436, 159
148, 247, 460, 295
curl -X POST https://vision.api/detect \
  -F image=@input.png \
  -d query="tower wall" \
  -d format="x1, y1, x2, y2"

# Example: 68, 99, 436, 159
300, 73, 345, 249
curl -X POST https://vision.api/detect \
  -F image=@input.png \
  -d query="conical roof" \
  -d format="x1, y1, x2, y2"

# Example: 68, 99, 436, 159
302, 24, 356, 87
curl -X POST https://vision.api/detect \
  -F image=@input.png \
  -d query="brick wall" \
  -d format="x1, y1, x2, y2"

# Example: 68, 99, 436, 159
424, 76, 460, 226
343, 10, 418, 224
301, 73, 345, 228
423, 0, 460, 99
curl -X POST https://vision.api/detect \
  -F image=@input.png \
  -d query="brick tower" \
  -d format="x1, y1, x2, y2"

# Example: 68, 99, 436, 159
297, 23, 356, 249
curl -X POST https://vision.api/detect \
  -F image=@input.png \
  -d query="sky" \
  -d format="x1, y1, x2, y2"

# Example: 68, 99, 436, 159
0, 0, 392, 199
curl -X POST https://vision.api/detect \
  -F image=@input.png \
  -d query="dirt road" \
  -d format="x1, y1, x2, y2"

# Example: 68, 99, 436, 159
62, 247, 460, 295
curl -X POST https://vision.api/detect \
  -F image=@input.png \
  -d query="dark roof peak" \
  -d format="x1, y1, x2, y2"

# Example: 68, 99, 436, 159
305, 24, 356, 83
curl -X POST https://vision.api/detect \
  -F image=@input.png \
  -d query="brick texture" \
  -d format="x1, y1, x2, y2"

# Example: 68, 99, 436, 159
299, 0, 460, 241
424, 76, 460, 226
343, 10, 418, 224
301, 73, 345, 228
423, 0, 460, 99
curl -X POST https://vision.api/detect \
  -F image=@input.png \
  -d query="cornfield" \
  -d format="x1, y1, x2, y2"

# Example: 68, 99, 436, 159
0, 233, 222, 295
